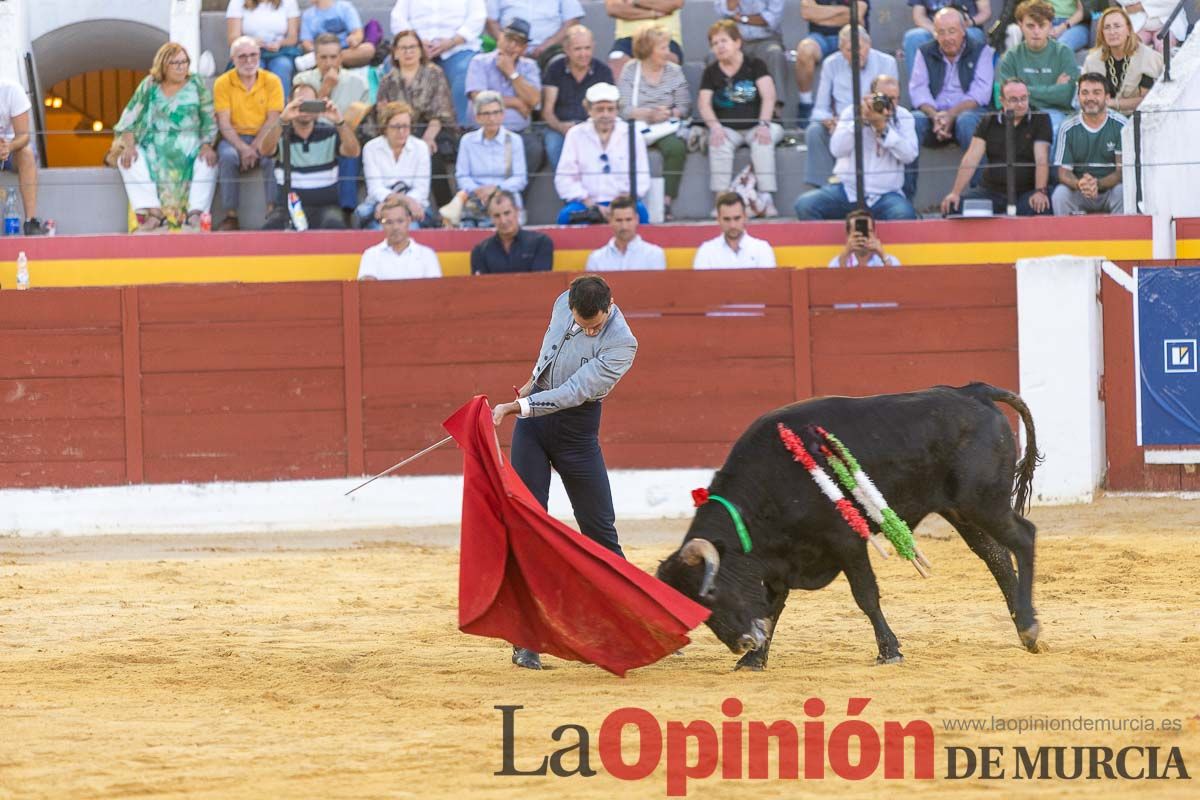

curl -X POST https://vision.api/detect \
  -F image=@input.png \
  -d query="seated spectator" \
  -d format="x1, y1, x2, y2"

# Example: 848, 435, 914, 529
618, 26, 690, 220
358, 102, 435, 229
470, 190, 554, 273
905, 8, 994, 199
794, 75, 918, 221
258, 85, 361, 229
904, 0, 989, 70
389, 0, 485, 127
830, 210, 900, 266
606, 0, 684, 77
1120, 0, 1191, 51
1045, 0, 1090, 52
997, 0, 1080, 136
586, 194, 666, 270
940, 78, 1052, 217
715, 1, 789, 117
486, 0, 584, 69
299, 0, 376, 68
442, 91, 528, 227
1052, 73, 1126, 215
113, 43, 218, 232
0, 79, 44, 234
226, 0, 301, 97
1083, 7, 1162, 115
794, 0, 871, 124
375, 31, 457, 207
542, 26, 614, 170
465, 18, 545, 175
554, 82, 651, 224
699, 20, 784, 214
693, 191, 777, 268
804, 25, 896, 192
357, 195, 442, 280
213, 37, 284, 231
294, 33, 369, 214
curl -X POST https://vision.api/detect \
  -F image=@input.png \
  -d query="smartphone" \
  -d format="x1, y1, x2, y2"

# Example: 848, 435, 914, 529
299, 100, 327, 113
853, 217, 871, 237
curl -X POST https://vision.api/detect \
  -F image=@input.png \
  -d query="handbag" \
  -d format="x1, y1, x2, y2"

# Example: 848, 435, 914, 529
631, 61, 681, 145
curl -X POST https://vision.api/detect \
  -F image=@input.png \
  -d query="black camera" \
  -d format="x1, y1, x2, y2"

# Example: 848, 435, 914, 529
869, 93, 894, 114
566, 206, 608, 225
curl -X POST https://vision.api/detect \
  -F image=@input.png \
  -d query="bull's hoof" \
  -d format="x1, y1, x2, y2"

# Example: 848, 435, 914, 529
875, 653, 904, 665
1019, 622, 1042, 653
511, 646, 542, 670
734, 651, 767, 671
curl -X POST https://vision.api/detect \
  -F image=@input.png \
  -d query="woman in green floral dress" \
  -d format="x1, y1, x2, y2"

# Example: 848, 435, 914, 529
114, 42, 219, 232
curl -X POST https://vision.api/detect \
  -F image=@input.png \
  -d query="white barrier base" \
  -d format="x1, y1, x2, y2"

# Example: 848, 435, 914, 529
0, 468, 718, 538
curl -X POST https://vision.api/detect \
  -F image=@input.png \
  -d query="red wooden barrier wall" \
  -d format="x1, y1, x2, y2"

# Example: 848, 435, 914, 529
0, 267, 1019, 488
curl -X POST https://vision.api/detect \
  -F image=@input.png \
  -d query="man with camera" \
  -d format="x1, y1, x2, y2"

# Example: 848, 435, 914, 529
259, 84, 361, 229
554, 83, 651, 225
793, 75, 918, 221
830, 209, 900, 267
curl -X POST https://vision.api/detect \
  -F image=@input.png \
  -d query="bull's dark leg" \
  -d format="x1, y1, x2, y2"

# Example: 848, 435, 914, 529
839, 547, 902, 664
966, 509, 1040, 653
943, 510, 1019, 616
734, 586, 789, 672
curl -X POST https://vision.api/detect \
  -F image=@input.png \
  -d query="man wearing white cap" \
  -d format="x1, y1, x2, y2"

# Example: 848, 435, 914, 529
554, 82, 651, 225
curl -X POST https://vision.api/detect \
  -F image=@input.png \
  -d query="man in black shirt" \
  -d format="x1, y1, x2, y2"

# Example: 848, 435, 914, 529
940, 78, 1052, 216
470, 190, 555, 274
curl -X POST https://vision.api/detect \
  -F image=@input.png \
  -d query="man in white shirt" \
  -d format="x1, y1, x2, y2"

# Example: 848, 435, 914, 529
357, 197, 442, 280
586, 194, 666, 271
793, 75, 919, 221
828, 210, 901, 267
692, 192, 777, 269
0, 79, 44, 235
555, 82, 651, 225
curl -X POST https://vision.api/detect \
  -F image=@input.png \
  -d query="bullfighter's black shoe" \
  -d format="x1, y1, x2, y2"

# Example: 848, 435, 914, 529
511, 646, 542, 670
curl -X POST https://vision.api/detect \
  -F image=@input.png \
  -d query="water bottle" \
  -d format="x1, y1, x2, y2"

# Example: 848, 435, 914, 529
3, 191, 19, 236
287, 192, 309, 231
16, 250, 29, 290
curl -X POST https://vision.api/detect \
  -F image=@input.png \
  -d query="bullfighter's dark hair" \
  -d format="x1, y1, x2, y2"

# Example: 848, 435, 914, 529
569, 275, 612, 319
715, 191, 744, 212
609, 194, 637, 214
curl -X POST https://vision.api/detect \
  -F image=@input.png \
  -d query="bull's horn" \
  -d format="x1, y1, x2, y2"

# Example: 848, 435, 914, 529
680, 538, 720, 599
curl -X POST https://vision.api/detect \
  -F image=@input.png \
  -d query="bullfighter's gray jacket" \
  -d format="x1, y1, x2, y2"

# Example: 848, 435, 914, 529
517, 290, 637, 417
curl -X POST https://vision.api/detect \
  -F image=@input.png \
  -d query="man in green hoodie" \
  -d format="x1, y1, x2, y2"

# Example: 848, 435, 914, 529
996, 0, 1078, 137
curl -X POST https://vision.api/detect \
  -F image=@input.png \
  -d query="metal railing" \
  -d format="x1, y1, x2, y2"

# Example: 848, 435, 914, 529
1159, 0, 1192, 82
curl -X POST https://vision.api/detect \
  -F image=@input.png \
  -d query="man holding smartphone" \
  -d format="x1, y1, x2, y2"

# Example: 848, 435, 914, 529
829, 210, 900, 267
258, 83, 361, 229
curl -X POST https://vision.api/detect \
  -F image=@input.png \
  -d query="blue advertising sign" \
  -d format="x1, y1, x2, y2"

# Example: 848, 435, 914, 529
1136, 267, 1200, 446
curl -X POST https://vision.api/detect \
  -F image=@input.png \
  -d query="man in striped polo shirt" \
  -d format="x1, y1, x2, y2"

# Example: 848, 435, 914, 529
1052, 73, 1126, 216
258, 83, 361, 229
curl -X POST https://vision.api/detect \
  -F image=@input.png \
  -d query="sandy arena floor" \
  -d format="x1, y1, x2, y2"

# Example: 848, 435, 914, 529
1, 495, 1198, 799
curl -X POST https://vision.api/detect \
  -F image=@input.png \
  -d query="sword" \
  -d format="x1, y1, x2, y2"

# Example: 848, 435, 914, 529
343, 435, 456, 496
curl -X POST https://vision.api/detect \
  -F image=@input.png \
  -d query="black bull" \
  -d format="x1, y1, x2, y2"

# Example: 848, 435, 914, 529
656, 383, 1042, 670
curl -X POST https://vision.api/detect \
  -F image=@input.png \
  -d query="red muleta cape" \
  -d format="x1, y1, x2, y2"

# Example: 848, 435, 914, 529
443, 396, 710, 677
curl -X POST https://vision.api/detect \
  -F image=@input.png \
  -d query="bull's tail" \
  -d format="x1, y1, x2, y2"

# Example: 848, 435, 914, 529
964, 383, 1042, 514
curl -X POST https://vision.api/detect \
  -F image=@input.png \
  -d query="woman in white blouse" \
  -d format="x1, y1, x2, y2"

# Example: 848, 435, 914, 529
357, 102, 435, 229
226, 0, 302, 97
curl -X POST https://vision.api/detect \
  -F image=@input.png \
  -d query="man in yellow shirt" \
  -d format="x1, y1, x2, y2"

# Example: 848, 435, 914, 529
213, 36, 285, 230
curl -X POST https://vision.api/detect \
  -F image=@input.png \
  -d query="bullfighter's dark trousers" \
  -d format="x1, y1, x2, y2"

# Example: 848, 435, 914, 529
511, 401, 624, 559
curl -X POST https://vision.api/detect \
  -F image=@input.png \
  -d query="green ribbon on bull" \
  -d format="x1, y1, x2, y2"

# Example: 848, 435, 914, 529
707, 494, 752, 554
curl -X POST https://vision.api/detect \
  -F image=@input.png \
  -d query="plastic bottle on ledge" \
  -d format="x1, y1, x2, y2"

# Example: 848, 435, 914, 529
16, 251, 29, 290
287, 192, 309, 231
3, 190, 19, 236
